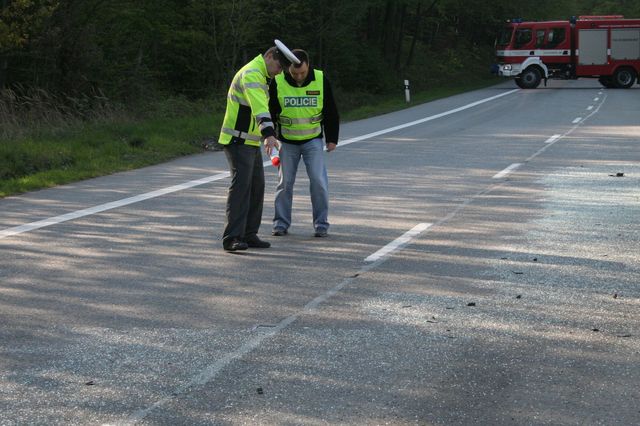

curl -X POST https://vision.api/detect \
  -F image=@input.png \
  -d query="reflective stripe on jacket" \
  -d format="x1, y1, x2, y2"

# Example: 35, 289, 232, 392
219, 55, 273, 147
275, 70, 324, 141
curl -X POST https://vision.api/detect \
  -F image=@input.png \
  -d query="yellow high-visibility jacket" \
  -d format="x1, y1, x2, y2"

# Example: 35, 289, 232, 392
219, 55, 275, 147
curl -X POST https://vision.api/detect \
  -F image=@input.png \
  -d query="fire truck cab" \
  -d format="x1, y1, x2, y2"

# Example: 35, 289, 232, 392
495, 16, 640, 89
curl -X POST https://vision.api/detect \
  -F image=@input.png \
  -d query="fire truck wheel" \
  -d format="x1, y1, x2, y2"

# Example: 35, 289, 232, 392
598, 76, 615, 88
612, 68, 636, 89
515, 67, 542, 89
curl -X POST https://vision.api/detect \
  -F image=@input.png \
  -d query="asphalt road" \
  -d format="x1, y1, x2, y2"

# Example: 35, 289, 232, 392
1, 80, 638, 425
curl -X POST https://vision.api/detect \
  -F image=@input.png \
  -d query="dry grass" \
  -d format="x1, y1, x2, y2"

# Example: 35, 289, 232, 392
0, 84, 124, 139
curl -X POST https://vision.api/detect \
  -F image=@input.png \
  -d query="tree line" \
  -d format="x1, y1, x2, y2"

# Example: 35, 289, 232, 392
1, 0, 638, 112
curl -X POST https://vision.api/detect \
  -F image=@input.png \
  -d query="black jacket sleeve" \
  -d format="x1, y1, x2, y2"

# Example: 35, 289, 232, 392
267, 80, 282, 139
268, 80, 281, 124
322, 75, 340, 144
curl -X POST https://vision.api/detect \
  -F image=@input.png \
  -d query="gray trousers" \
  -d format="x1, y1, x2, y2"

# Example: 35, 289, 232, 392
222, 144, 264, 243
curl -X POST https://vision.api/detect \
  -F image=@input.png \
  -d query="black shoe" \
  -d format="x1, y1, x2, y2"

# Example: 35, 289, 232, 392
244, 236, 271, 248
223, 238, 248, 251
272, 228, 288, 236
314, 229, 328, 238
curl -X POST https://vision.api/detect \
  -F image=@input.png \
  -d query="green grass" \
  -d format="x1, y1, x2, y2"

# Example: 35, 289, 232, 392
0, 78, 502, 198
0, 113, 216, 197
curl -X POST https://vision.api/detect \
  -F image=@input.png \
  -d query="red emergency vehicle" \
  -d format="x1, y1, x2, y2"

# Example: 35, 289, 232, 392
494, 16, 640, 89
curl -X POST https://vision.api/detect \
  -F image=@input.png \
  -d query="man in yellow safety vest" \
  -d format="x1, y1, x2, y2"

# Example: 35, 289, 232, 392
269, 49, 340, 238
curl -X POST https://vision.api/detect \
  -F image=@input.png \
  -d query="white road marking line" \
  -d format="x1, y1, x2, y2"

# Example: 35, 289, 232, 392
572, 117, 582, 124
0, 89, 520, 240
587, 105, 594, 110
338, 89, 520, 148
523, 92, 607, 164
492, 163, 522, 179
364, 223, 432, 263
545, 134, 561, 144
0, 173, 231, 240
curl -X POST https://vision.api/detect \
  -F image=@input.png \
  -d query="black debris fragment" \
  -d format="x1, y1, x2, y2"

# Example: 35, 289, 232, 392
511, 271, 524, 275
467, 302, 476, 307
516, 295, 522, 299
85, 381, 95, 386
256, 387, 264, 395
592, 328, 600, 332
608, 172, 624, 177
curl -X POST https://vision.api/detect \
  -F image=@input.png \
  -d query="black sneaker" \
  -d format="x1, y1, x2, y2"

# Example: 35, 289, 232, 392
314, 229, 328, 238
244, 236, 271, 248
223, 238, 248, 251
272, 228, 288, 236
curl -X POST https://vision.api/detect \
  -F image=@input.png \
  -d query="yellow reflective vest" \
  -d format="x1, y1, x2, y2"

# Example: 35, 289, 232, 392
219, 55, 273, 147
275, 70, 324, 141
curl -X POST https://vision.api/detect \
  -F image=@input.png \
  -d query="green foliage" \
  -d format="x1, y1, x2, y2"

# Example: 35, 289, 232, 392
0, 0, 58, 50
5, 0, 636, 100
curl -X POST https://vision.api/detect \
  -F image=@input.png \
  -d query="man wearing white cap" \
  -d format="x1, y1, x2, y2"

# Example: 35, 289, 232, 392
269, 49, 340, 238
218, 41, 299, 251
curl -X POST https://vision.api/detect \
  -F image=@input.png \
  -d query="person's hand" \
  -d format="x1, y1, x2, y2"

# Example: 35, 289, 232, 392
264, 136, 280, 156
326, 142, 337, 152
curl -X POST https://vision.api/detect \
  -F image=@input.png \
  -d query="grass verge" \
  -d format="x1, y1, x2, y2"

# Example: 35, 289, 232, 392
0, 113, 216, 197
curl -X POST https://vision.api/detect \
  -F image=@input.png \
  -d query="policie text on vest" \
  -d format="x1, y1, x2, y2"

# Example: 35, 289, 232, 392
283, 96, 318, 107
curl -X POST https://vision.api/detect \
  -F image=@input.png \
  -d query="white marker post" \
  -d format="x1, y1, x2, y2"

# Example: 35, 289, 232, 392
404, 79, 410, 103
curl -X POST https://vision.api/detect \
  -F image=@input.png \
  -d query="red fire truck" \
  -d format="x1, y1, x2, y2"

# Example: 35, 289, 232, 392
494, 16, 640, 89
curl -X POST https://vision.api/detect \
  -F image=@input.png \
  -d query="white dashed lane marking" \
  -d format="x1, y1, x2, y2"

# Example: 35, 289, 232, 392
364, 223, 433, 262
493, 163, 522, 179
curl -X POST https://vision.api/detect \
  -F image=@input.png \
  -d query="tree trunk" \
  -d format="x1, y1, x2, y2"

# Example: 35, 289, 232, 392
406, 0, 438, 67
394, 3, 407, 71
406, 0, 439, 67
1, 0, 9, 88
382, 0, 395, 56
0, 56, 7, 89
405, 1, 422, 68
